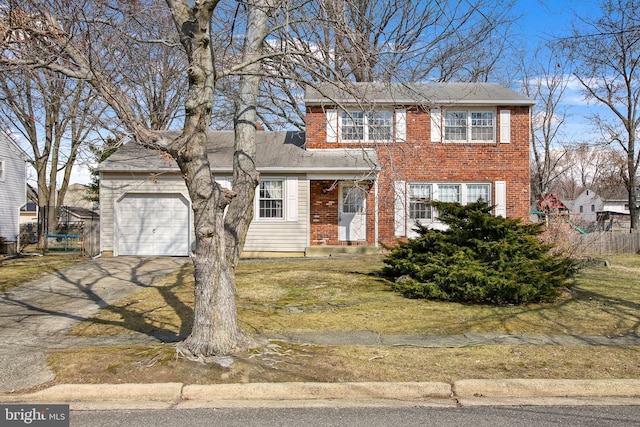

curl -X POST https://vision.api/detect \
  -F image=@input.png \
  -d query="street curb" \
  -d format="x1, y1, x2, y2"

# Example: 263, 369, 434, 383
2, 380, 640, 409
0, 383, 183, 407
182, 382, 452, 402
453, 379, 640, 398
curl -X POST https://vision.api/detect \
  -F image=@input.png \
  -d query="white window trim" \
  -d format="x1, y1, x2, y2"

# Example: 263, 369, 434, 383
396, 181, 494, 236
340, 110, 393, 142
253, 177, 299, 222
442, 108, 497, 143
328, 109, 406, 143
256, 178, 285, 221
0, 157, 4, 181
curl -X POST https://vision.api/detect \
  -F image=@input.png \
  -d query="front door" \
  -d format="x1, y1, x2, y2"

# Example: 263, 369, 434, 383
338, 183, 367, 241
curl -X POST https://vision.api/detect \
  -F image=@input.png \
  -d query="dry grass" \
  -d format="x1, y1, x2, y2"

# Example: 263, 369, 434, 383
49, 343, 640, 384
52, 253, 640, 384
0, 252, 84, 292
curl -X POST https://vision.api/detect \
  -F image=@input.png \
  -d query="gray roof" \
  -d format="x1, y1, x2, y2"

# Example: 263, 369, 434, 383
60, 206, 99, 219
304, 82, 535, 106
99, 131, 379, 174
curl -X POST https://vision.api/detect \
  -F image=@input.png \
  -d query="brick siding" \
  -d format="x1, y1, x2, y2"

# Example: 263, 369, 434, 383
306, 105, 531, 246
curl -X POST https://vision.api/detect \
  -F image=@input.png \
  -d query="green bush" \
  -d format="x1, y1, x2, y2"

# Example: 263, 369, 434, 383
382, 201, 576, 305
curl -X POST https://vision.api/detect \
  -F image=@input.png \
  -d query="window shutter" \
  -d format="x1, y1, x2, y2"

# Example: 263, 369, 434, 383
499, 110, 511, 144
495, 180, 506, 217
286, 177, 298, 222
395, 109, 406, 142
430, 108, 442, 142
326, 109, 338, 142
394, 181, 406, 237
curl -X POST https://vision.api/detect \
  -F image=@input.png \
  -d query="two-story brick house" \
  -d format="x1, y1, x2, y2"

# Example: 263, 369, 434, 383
305, 82, 533, 247
98, 82, 533, 257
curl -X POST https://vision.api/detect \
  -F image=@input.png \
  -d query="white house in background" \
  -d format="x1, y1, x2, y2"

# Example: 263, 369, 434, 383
0, 131, 30, 252
573, 187, 635, 223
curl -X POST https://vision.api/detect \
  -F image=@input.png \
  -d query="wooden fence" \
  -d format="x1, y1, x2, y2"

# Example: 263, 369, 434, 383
568, 231, 640, 256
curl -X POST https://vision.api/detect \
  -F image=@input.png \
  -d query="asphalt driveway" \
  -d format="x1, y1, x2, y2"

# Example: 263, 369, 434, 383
0, 256, 189, 392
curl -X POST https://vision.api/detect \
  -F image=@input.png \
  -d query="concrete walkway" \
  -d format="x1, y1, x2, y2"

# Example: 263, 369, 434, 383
0, 256, 190, 392
1, 256, 639, 407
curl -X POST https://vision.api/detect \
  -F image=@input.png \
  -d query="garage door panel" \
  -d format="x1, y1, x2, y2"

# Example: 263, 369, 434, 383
116, 194, 190, 256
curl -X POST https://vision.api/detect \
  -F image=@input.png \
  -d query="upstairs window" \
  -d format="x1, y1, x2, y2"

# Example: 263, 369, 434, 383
340, 110, 393, 142
0, 158, 4, 181
444, 110, 495, 142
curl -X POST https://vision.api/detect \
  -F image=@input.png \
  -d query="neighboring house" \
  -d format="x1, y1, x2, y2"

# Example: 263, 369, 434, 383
0, 131, 30, 253
99, 82, 534, 257
573, 188, 633, 223
19, 185, 39, 226
574, 187, 639, 231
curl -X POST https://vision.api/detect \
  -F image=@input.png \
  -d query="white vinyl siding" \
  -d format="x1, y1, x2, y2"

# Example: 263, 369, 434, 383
100, 172, 309, 255
245, 177, 308, 252
0, 138, 27, 243
100, 173, 189, 254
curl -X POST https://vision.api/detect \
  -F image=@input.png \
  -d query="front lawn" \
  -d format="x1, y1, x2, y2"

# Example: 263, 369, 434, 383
48, 253, 640, 385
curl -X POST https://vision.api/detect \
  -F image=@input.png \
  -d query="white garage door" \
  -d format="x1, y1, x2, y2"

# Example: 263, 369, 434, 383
116, 193, 190, 256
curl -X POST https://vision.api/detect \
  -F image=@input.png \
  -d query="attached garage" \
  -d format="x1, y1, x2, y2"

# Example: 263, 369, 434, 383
115, 193, 190, 256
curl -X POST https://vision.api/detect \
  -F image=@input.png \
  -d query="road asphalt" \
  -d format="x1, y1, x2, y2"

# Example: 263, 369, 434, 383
1, 255, 639, 409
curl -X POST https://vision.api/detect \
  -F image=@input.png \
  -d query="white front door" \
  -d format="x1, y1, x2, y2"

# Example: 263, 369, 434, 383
338, 183, 367, 241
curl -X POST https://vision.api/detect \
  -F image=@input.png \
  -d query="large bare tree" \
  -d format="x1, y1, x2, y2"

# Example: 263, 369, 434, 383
257, 0, 518, 130
519, 50, 573, 203
0, 67, 102, 241
0, 0, 274, 358
563, 0, 640, 230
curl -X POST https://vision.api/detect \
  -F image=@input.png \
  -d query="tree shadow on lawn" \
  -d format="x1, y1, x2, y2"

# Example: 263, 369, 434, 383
2, 258, 193, 343
76, 263, 194, 342
448, 284, 640, 339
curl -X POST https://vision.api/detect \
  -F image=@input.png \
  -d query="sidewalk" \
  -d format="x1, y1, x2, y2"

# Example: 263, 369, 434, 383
1, 256, 639, 408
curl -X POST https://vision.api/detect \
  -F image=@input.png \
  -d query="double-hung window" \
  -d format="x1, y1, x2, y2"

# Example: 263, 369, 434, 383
439, 184, 461, 203
258, 179, 283, 219
466, 184, 490, 204
409, 184, 433, 220
341, 110, 392, 142
444, 110, 495, 142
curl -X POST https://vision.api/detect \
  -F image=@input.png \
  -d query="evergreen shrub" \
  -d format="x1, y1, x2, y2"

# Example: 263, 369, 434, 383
382, 201, 576, 305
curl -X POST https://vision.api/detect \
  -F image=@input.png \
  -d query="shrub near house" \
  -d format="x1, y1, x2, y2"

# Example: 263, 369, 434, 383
382, 202, 576, 305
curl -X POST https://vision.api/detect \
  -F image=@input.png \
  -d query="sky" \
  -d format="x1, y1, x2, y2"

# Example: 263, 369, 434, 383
514, 0, 607, 138
55, 0, 609, 185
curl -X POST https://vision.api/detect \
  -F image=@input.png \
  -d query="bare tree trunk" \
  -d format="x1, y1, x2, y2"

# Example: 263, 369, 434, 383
224, 0, 271, 267
175, 133, 242, 357
167, 0, 246, 358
